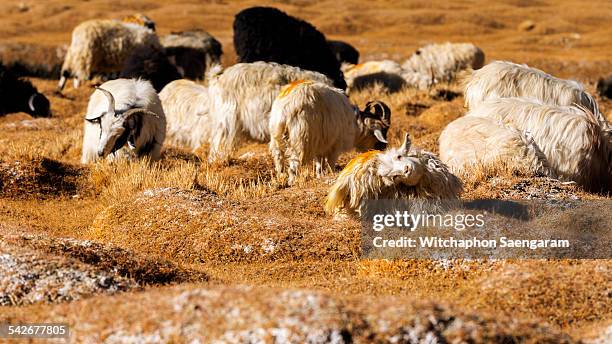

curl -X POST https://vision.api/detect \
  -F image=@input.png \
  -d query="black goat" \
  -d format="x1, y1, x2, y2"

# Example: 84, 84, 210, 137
327, 40, 359, 65
233, 6, 346, 90
0, 63, 51, 117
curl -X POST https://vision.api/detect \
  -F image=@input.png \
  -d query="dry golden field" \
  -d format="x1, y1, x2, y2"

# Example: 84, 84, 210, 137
0, 0, 611, 342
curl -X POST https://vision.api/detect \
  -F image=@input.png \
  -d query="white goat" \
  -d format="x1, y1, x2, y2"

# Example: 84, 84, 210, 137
269, 80, 391, 184
159, 79, 210, 150
81, 78, 166, 163
464, 61, 604, 124
325, 133, 463, 216
467, 98, 611, 192
207, 62, 333, 161
58, 14, 160, 90
439, 116, 550, 175
402, 42, 484, 89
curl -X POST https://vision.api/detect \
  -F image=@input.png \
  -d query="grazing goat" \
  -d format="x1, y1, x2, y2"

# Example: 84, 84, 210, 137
233, 6, 346, 89
327, 40, 359, 65
0, 63, 50, 117
439, 116, 550, 175
464, 61, 604, 124
467, 98, 612, 192
120, 46, 182, 92
159, 79, 210, 150
402, 42, 484, 89
161, 30, 223, 80
207, 62, 332, 161
342, 60, 406, 93
58, 14, 160, 90
269, 80, 391, 184
81, 79, 166, 163
325, 133, 463, 216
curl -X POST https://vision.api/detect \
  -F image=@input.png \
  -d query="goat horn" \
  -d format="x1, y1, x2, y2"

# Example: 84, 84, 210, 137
400, 132, 411, 153
28, 94, 37, 112
373, 101, 391, 122
374, 129, 387, 144
122, 108, 160, 119
95, 87, 115, 116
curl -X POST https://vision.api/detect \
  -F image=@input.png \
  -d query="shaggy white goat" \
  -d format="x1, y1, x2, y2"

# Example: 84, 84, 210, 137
325, 133, 463, 216
58, 14, 160, 90
207, 62, 333, 161
81, 78, 166, 163
401, 42, 484, 89
467, 98, 611, 192
159, 79, 210, 150
269, 80, 391, 184
439, 116, 550, 175
464, 61, 604, 124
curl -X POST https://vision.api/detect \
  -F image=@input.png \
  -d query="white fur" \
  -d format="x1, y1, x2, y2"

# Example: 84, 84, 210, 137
81, 78, 166, 163
325, 136, 463, 216
269, 81, 388, 184
439, 115, 550, 175
207, 62, 333, 161
466, 98, 611, 191
159, 79, 210, 150
59, 19, 160, 89
402, 42, 484, 89
464, 61, 604, 124
343, 60, 403, 83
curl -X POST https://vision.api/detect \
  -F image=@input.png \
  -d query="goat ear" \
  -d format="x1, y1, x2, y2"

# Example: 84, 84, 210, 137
399, 132, 411, 153
85, 116, 101, 124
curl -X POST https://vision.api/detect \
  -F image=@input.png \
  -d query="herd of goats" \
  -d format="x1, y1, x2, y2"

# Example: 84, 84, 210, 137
1, 6, 611, 216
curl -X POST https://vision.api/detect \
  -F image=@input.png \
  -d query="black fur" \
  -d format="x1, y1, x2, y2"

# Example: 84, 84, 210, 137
163, 30, 223, 80
327, 40, 359, 65
351, 72, 406, 94
164, 47, 211, 80
597, 76, 612, 99
120, 46, 182, 92
233, 6, 347, 90
0, 62, 51, 117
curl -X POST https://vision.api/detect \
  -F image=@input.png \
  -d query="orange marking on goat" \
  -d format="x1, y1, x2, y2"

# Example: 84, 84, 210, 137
121, 14, 148, 26
278, 79, 314, 98
339, 150, 380, 178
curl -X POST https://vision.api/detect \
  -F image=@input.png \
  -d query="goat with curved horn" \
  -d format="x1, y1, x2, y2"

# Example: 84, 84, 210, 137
95, 86, 116, 115
81, 79, 166, 163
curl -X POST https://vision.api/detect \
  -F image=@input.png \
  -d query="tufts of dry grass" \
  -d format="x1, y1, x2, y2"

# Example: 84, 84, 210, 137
86, 187, 360, 265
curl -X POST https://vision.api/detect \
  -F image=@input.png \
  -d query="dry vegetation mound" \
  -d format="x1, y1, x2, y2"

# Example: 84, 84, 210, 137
1, 228, 208, 285
0, 284, 575, 343
88, 187, 360, 264
0, 157, 88, 199
0, 239, 138, 306
474, 261, 611, 328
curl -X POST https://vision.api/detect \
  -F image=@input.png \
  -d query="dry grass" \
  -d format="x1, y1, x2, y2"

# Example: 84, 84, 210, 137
0, 0, 610, 341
